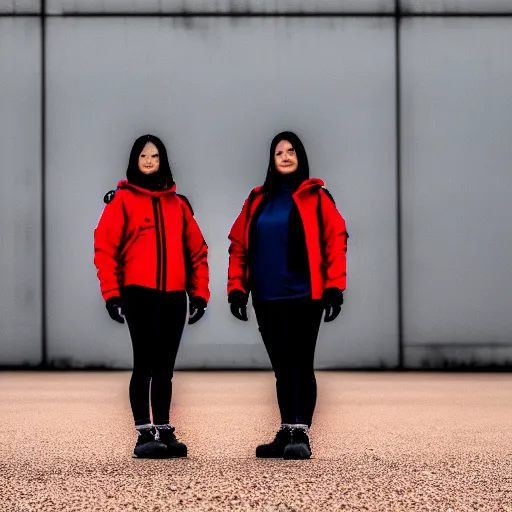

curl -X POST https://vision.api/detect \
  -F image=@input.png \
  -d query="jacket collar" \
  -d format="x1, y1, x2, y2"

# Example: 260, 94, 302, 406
117, 179, 177, 197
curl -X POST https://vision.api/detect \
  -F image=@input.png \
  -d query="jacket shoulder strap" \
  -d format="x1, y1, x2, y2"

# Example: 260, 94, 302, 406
103, 187, 120, 204
177, 193, 194, 217
320, 186, 336, 205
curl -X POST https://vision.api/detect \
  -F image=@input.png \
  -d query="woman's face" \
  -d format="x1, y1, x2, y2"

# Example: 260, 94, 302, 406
138, 142, 160, 175
274, 140, 298, 174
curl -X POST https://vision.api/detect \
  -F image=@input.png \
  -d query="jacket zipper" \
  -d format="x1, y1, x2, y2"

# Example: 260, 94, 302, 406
156, 199, 167, 292
152, 198, 164, 291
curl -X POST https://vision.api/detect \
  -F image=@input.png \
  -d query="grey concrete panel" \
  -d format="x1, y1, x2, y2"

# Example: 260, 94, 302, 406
0, 18, 42, 365
401, 18, 512, 355
46, 17, 397, 368
46, 0, 394, 14
0, 0, 40, 13
401, 0, 512, 12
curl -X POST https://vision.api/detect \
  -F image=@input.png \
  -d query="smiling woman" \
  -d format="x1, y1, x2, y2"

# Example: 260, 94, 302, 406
227, 131, 348, 461
94, 134, 210, 460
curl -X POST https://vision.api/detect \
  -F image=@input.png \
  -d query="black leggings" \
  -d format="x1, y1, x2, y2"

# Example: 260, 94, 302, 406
121, 285, 187, 426
253, 296, 324, 427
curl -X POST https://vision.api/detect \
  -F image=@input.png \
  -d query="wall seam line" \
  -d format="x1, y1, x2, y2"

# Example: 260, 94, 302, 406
40, 0, 47, 368
395, 0, 405, 370
3, 11, 512, 17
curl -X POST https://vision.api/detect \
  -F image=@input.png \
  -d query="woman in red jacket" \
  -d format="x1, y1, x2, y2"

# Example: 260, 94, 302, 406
228, 131, 347, 460
94, 134, 209, 459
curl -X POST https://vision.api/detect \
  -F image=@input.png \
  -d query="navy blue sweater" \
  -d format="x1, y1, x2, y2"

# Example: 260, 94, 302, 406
250, 183, 311, 301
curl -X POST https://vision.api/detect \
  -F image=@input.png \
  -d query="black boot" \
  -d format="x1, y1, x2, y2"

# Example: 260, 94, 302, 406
256, 426, 292, 458
133, 427, 168, 459
156, 426, 187, 458
283, 426, 311, 460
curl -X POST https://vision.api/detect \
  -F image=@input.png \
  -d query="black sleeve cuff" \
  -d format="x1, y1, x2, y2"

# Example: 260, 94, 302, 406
228, 290, 248, 305
106, 296, 121, 308
191, 296, 207, 309
322, 287, 344, 306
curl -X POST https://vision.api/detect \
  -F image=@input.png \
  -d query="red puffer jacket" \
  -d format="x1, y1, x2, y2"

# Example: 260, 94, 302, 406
94, 180, 209, 303
228, 178, 347, 300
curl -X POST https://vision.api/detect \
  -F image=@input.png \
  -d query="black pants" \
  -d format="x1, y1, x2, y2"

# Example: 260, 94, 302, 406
121, 285, 187, 426
253, 296, 324, 427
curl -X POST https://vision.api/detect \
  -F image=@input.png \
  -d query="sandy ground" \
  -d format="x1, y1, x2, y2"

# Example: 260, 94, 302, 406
1, 371, 512, 511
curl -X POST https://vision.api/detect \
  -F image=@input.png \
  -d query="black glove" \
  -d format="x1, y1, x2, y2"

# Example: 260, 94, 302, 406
228, 290, 248, 321
188, 296, 207, 325
322, 288, 344, 323
106, 296, 124, 324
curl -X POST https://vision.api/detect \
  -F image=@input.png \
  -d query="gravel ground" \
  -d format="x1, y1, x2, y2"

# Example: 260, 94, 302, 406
1, 371, 512, 511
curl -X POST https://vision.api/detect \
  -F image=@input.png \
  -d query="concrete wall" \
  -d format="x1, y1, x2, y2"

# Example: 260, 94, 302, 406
0, 18, 42, 365
401, 17, 512, 367
45, 17, 397, 368
0, 1, 39, 13
1, 0, 511, 368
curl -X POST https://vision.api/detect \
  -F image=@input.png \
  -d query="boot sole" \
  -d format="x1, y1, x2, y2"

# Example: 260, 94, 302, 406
283, 444, 311, 460
132, 453, 187, 460
133, 452, 187, 459
256, 447, 286, 458
132, 452, 169, 459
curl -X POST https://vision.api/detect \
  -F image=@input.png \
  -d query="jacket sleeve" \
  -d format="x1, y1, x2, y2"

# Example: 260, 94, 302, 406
181, 199, 210, 303
227, 195, 251, 296
319, 188, 348, 291
93, 195, 126, 301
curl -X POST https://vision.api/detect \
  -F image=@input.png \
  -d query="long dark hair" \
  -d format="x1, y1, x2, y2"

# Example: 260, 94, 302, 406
126, 134, 174, 190
262, 131, 309, 193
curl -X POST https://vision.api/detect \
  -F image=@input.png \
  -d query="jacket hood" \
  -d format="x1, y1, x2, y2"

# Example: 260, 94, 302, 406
117, 179, 177, 197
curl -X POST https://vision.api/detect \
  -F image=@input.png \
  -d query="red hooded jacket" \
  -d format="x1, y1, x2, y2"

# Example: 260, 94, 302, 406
94, 180, 209, 302
228, 178, 347, 300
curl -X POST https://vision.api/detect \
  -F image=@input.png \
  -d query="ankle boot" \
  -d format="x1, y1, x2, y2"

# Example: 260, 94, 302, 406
283, 426, 311, 460
133, 427, 168, 459
155, 426, 187, 458
256, 426, 292, 458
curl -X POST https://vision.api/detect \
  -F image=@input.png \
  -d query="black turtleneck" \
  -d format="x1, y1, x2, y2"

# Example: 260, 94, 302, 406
128, 170, 169, 191
264, 168, 304, 196
250, 179, 311, 301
